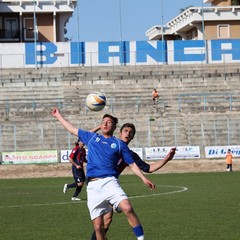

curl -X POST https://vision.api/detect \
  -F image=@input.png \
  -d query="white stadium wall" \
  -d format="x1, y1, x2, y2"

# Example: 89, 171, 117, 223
0, 39, 240, 68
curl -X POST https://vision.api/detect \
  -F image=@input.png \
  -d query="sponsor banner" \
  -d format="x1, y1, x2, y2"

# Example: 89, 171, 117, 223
205, 145, 240, 158
60, 150, 71, 163
174, 146, 200, 159
60, 149, 89, 163
2, 150, 58, 164
145, 146, 200, 160
61, 148, 142, 163
130, 148, 143, 159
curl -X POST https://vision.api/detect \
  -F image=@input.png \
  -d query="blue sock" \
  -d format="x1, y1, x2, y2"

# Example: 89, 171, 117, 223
132, 224, 144, 239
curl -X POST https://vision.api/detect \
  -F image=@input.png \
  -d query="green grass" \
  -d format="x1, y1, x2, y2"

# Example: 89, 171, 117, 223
0, 172, 239, 240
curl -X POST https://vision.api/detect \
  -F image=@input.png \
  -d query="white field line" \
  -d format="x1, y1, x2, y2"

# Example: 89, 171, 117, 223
129, 185, 188, 199
0, 185, 188, 209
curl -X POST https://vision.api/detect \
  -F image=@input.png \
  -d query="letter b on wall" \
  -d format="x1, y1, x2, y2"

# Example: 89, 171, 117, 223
25, 43, 57, 65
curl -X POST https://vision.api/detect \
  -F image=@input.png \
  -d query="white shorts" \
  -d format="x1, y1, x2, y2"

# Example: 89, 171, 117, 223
87, 176, 128, 220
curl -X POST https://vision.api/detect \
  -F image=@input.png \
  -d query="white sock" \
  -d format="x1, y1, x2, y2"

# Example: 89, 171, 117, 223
137, 236, 144, 240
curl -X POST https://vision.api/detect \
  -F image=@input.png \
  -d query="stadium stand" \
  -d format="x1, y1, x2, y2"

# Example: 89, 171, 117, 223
1, 63, 240, 159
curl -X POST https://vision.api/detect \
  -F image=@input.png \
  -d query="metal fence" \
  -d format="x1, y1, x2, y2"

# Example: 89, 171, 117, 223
0, 96, 165, 119
1, 92, 239, 120
1, 114, 240, 159
178, 93, 240, 112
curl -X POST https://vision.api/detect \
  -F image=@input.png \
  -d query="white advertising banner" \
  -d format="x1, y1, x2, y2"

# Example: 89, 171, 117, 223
61, 148, 142, 163
205, 145, 240, 158
60, 149, 71, 163
145, 146, 200, 160
2, 150, 58, 164
60, 149, 89, 163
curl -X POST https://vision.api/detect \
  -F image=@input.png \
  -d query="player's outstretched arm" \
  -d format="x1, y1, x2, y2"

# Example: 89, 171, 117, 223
149, 147, 176, 173
129, 162, 156, 189
52, 108, 78, 136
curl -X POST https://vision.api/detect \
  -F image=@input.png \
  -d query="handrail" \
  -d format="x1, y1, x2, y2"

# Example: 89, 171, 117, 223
178, 92, 240, 112
0, 96, 166, 117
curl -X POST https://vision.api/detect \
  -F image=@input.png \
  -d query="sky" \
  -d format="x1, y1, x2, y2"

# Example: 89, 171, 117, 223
66, 0, 210, 42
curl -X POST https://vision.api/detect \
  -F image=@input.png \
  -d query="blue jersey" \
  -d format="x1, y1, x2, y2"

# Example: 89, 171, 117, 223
78, 129, 135, 178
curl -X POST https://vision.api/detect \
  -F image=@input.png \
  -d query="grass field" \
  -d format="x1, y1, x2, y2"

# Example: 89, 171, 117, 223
0, 172, 239, 240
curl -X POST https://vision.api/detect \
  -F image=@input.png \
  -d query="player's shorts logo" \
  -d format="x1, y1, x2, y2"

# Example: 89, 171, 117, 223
111, 143, 117, 149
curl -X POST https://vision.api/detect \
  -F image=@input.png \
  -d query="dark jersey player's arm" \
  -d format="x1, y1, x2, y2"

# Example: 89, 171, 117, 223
119, 147, 176, 174
118, 151, 150, 174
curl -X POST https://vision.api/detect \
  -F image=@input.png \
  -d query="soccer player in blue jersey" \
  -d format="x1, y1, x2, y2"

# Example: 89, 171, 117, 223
90, 123, 176, 240
52, 108, 155, 240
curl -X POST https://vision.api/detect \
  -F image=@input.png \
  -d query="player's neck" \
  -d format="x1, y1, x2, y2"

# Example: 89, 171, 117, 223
102, 133, 113, 138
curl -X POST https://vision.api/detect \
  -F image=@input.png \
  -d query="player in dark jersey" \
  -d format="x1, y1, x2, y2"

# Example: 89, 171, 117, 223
63, 140, 87, 201
118, 123, 176, 174
91, 122, 176, 240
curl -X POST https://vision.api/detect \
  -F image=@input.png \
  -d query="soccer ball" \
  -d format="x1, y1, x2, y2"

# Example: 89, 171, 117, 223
86, 92, 106, 111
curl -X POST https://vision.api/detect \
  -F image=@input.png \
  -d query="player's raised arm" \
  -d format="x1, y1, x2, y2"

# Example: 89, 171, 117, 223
52, 108, 78, 136
128, 162, 156, 189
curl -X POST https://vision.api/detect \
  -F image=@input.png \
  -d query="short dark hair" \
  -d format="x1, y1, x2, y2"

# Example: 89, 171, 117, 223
120, 123, 136, 137
102, 114, 118, 126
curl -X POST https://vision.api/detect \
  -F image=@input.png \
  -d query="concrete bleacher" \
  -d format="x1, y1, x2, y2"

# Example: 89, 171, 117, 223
0, 63, 240, 157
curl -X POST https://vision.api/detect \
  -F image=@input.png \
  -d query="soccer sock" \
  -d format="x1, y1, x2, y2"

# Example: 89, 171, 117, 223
132, 224, 144, 240
91, 230, 97, 240
67, 183, 77, 188
73, 186, 82, 197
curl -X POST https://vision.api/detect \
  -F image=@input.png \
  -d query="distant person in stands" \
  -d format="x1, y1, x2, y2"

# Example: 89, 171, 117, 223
226, 149, 233, 172
90, 122, 176, 240
152, 88, 159, 106
63, 140, 87, 201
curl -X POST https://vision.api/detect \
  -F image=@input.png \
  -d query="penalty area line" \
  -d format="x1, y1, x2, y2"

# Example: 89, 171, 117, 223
129, 185, 188, 199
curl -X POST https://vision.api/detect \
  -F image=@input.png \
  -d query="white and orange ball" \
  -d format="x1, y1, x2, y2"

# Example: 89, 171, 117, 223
86, 92, 106, 111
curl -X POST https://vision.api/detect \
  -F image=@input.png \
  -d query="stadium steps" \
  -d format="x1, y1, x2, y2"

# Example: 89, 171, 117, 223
1, 63, 240, 152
